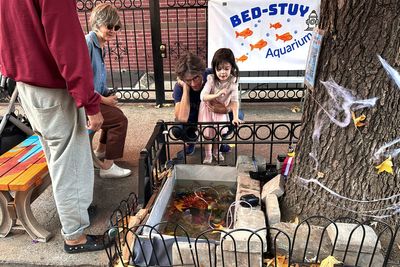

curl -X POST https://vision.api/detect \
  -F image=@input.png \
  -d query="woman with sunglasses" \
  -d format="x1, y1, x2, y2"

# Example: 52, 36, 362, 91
86, 3, 131, 179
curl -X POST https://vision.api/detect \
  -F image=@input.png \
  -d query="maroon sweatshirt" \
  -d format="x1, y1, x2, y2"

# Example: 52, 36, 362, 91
0, 0, 100, 115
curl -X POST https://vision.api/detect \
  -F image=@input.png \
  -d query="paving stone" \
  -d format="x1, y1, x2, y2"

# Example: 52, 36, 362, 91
237, 172, 260, 192
236, 155, 257, 173
217, 249, 264, 267
235, 206, 265, 229
261, 174, 285, 200
221, 228, 268, 253
172, 242, 216, 266
327, 223, 382, 253
270, 222, 332, 262
172, 237, 264, 267
265, 194, 281, 225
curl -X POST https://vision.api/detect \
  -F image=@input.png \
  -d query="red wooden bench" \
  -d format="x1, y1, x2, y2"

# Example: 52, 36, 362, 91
0, 135, 52, 242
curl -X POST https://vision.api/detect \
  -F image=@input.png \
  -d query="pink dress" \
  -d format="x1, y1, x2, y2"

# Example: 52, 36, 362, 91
198, 75, 239, 138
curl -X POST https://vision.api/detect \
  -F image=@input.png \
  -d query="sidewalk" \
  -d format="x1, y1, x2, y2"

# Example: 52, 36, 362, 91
0, 102, 301, 266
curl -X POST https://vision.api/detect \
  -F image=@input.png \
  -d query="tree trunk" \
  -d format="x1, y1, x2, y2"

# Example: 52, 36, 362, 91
282, 0, 400, 225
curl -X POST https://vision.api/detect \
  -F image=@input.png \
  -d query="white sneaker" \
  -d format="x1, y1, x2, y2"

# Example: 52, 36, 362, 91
93, 150, 105, 159
99, 163, 132, 179
213, 152, 224, 161
203, 155, 212, 164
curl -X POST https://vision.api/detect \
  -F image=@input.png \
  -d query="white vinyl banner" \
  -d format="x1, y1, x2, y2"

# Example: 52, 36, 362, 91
208, 0, 320, 71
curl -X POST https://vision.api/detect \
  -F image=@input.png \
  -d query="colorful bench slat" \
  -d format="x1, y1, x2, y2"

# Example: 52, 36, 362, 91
0, 135, 39, 166
0, 136, 46, 191
0, 135, 52, 242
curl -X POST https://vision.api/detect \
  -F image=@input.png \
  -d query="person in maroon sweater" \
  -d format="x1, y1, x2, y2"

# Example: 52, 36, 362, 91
0, 1, 107, 253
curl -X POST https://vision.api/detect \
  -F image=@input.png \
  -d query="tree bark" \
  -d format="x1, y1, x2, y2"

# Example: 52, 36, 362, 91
282, 0, 400, 225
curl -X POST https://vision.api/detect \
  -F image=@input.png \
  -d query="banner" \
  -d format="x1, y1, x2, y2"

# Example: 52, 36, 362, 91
208, 0, 320, 71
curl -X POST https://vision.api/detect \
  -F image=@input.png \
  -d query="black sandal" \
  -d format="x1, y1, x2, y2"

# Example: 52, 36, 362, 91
64, 234, 109, 254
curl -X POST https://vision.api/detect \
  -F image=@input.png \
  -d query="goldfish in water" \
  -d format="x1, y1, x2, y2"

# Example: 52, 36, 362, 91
235, 28, 253, 38
250, 39, 267, 51
270, 22, 282, 29
236, 55, 248, 62
276, 32, 293, 42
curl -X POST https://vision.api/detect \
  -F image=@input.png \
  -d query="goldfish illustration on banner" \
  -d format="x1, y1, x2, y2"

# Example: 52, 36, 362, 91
250, 39, 268, 50
235, 28, 253, 38
270, 22, 282, 29
208, 0, 321, 71
276, 32, 293, 42
236, 54, 248, 62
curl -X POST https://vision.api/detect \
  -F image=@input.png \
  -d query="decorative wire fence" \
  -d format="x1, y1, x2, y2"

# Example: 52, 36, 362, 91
104, 193, 400, 267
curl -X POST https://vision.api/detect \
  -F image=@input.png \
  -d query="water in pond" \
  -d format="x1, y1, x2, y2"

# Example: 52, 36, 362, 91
161, 180, 236, 239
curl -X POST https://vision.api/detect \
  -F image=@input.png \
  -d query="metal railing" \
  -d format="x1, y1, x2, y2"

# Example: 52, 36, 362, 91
104, 193, 400, 267
138, 120, 302, 204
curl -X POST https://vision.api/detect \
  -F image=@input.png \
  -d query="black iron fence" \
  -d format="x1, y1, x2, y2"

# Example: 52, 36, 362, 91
104, 193, 400, 267
138, 120, 302, 204
72, 0, 306, 104
0, 1, 306, 103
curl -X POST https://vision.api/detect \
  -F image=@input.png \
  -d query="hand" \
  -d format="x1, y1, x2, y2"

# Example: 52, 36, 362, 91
217, 88, 228, 97
103, 95, 118, 107
206, 100, 228, 114
87, 112, 103, 131
176, 77, 186, 88
232, 117, 243, 126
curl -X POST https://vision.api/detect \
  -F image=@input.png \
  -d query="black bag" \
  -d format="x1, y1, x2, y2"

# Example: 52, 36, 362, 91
0, 73, 16, 96
0, 114, 28, 155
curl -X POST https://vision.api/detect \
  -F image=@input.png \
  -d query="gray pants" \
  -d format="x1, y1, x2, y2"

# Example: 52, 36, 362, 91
17, 82, 94, 240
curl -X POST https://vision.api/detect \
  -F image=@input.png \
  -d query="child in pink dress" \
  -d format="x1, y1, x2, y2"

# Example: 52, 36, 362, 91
198, 48, 241, 164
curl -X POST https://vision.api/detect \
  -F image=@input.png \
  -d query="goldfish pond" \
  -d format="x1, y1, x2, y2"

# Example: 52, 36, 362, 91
144, 165, 237, 240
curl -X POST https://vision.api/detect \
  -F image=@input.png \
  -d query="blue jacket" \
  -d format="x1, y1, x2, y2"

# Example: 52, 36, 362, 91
85, 31, 108, 96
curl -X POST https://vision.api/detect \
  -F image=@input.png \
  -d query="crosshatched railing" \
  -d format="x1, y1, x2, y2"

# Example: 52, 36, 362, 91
104, 193, 400, 267
138, 120, 302, 204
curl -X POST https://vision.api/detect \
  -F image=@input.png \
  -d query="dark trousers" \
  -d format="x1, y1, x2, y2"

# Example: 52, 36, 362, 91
99, 104, 128, 159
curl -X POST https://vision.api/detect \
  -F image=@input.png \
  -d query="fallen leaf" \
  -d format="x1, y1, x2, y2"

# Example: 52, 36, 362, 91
320, 255, 341, 267
375, 156, 394, 174
397, 243, 400, 250
265, 258, 274, 267
291, 106, 301, 113
317, 172, 325, 178
293, 217, 299, 225
351, 111, 366, 128
264, 255, 287, 267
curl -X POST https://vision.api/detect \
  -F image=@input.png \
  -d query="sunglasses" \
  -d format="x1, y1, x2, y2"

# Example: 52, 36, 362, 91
106, 24, 121, 31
